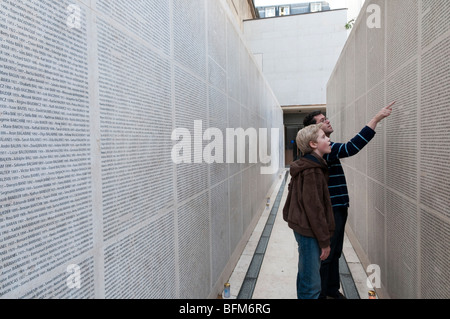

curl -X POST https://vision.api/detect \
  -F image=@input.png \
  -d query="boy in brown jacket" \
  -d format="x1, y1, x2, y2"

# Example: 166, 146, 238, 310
283, 124, 335, 299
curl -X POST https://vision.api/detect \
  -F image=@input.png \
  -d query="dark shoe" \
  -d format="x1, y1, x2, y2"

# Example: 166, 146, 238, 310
326, 292, 347, 299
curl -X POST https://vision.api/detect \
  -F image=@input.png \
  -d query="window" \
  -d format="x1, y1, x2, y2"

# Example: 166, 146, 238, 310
310, 2, 322, 12
279, 6, 290, 16
265, 7, 276, 18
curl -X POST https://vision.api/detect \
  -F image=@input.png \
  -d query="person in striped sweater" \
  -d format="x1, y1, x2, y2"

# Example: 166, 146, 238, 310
303, 101, 395, 299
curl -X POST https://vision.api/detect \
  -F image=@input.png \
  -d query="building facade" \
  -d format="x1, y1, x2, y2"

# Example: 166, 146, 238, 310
244, 8, 348, 164
256, 1, 331, 18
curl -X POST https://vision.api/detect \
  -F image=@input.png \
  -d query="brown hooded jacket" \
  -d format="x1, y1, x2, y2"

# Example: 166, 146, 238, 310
283, 152, 335, 248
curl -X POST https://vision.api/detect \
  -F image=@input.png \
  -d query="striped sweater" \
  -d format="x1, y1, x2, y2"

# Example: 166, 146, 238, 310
324, 126, 376, 208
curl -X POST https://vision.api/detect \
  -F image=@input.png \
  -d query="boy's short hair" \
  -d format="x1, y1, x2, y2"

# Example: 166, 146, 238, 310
296, 124, 323, 155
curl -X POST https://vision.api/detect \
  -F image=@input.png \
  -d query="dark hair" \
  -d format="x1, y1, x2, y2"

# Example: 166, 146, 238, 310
303, 111, 323, 127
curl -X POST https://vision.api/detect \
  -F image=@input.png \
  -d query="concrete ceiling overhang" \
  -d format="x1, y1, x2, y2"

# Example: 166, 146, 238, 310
282, 105, 327, 114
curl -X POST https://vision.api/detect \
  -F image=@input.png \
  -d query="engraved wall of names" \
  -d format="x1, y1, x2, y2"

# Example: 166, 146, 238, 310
0, 0, 93, 297
327, 0, 450, 299
0, 0, 284, 298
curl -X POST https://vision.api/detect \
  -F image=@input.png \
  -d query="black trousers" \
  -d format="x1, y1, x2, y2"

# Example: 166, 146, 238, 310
319, 206, 348, 298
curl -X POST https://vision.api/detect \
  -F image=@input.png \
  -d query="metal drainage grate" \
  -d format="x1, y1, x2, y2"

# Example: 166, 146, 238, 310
237, 171, 288, 299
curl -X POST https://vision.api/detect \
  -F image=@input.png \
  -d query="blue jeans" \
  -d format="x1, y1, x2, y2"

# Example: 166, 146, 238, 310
294, 231, 322, 299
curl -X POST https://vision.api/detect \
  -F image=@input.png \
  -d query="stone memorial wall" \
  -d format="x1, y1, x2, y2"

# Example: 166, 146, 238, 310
327, 0, 450, 299
0, 0, 284, 298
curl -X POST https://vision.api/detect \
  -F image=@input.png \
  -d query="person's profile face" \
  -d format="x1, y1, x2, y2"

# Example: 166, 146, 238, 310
314, 114, 334, 135
315, 129, 332, 155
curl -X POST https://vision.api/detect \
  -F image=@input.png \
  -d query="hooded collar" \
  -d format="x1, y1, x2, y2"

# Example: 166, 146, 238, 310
290, 152, 328, 178
304, 152, 327, 166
